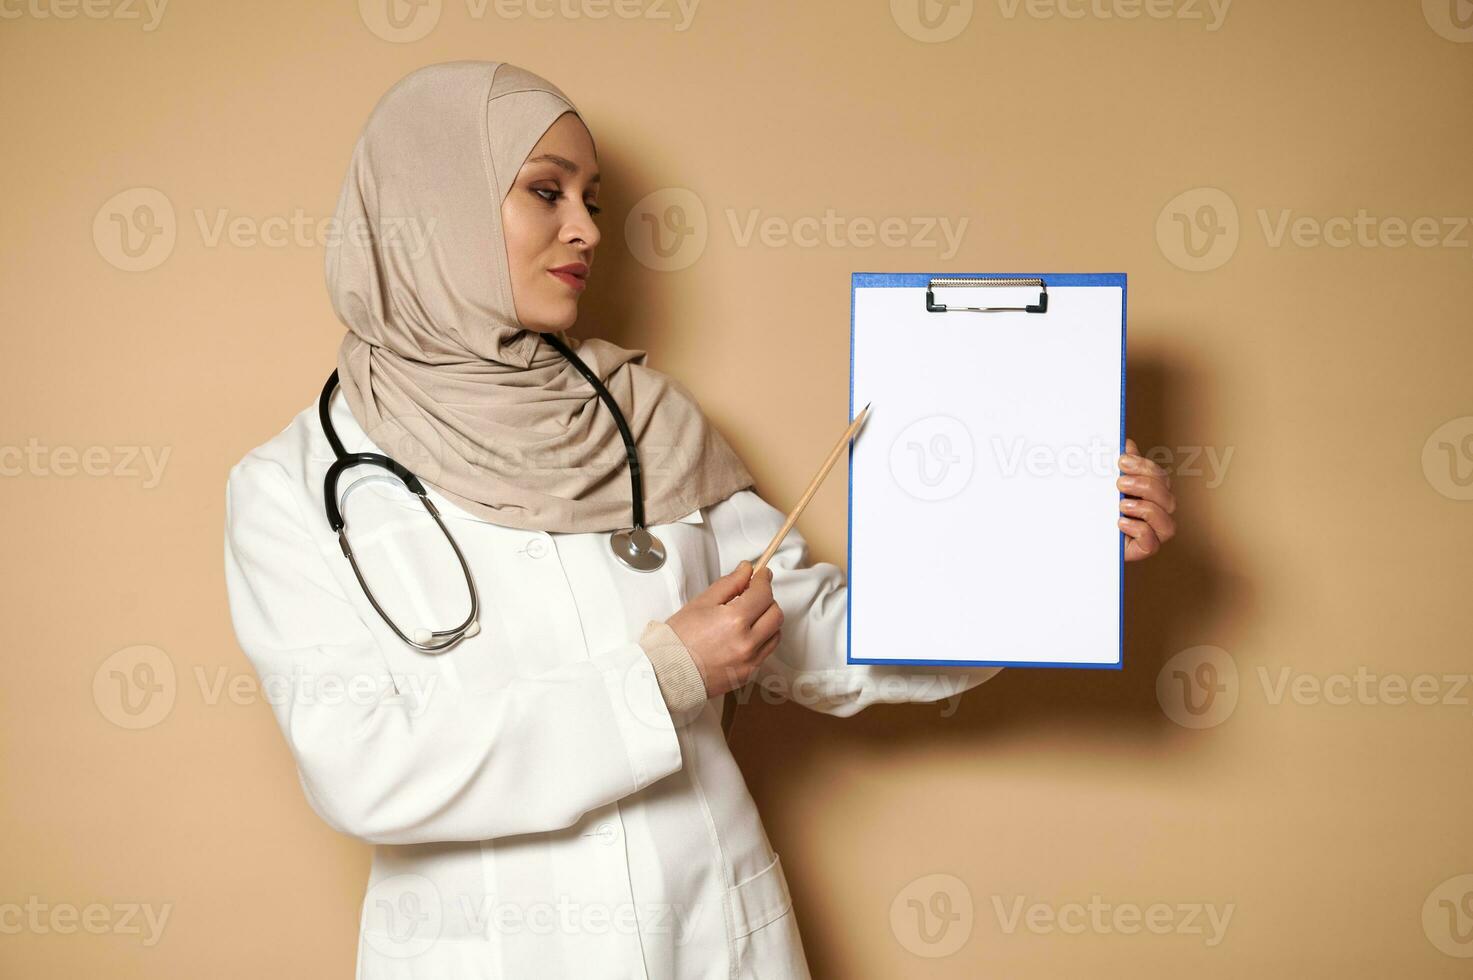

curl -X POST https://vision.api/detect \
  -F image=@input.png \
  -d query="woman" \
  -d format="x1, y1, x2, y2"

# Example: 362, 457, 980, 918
223, 61, 1177, 979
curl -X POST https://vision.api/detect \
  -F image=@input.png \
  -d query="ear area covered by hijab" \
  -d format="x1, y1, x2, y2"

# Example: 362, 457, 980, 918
325, 61, 756, 534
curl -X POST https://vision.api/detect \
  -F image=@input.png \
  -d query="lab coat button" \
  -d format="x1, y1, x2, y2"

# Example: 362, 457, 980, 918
583, 822, 618, 844
525, 538, 548, 559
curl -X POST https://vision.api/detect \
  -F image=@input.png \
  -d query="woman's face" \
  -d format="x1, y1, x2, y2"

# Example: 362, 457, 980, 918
501, 111, 602, 332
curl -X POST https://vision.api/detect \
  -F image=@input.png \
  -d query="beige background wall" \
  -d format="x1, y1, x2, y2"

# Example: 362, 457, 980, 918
3, 0, 1472, 975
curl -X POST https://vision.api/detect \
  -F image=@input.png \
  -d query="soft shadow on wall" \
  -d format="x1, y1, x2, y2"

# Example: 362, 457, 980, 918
724, 344, 1252, 972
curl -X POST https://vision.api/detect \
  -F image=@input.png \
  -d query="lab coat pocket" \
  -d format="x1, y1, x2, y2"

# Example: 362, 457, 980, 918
727, 852, 809, 977
727, 852, 794, 941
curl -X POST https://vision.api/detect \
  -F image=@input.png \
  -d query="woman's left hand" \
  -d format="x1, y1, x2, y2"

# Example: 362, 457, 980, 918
1117, 437, 1176, 561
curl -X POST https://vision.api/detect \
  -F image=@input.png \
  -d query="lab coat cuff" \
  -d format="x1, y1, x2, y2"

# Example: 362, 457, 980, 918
638, 619, 710, 714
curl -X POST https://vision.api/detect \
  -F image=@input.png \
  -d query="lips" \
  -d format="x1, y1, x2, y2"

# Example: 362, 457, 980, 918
548, 263, 588, 292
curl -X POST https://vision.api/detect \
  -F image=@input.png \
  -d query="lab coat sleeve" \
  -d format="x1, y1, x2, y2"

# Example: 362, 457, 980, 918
704, 488, 1002, 718
223, 459, 685, 845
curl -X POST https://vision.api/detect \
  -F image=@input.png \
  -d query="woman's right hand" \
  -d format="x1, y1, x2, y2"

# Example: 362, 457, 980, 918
665, 560, 784, 698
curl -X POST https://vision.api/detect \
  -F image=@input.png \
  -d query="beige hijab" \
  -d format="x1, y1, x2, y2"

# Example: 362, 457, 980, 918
325, 61, 754, 532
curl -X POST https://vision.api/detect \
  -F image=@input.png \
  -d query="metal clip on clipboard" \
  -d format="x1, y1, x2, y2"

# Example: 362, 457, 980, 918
924, 276, 1050, 314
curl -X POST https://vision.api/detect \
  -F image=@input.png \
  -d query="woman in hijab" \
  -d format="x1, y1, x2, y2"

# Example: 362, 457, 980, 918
223, 60, 1177, 978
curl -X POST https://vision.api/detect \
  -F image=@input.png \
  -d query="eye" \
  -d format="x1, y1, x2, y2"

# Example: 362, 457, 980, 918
532, 186, 601, 217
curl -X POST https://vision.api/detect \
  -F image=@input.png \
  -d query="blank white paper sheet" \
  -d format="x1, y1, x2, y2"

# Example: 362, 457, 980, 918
846, 273, 1126, 669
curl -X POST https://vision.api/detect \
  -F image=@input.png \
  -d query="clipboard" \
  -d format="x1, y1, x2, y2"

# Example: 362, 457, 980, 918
846, 273, 1126, 669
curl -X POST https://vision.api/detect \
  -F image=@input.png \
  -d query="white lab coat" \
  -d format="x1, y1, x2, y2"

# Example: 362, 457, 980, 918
222, 392, 1002, 979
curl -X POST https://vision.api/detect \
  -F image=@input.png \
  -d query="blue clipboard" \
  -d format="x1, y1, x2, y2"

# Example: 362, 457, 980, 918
846, 273, 1127, 669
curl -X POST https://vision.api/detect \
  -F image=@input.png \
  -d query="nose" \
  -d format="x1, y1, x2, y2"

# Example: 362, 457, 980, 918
565, 205, 601, 252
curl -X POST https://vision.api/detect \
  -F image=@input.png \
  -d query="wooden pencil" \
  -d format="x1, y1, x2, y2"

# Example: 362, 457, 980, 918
750, 402, 873, 576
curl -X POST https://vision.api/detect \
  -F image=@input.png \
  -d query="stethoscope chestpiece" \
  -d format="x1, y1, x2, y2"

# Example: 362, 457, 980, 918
609, 526, 666, 572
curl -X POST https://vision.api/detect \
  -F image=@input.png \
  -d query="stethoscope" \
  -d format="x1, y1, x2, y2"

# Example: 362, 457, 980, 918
318, 330, 666, 653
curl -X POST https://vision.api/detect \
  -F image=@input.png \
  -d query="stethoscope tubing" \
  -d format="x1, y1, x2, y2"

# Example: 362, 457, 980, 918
316, 334, 665, 653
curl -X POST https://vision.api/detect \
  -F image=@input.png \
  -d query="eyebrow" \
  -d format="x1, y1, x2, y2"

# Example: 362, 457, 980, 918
525, 153, 600, 183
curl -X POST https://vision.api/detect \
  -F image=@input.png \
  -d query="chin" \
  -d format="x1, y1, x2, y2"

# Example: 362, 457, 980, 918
529, 298, 580, 332
511, 289, 571, 331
